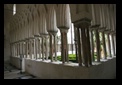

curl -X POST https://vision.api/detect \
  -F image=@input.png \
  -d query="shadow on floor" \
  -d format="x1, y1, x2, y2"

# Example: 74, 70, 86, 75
4, 63, 40, 79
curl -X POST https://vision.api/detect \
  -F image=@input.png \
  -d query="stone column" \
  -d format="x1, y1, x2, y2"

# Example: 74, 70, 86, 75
106, 32, 112, 57
95, 26, 101, 62
13, 44, 16, 57
38, 38, 41, 59
35, 38, 37, 60
111, 32, 115, 56
11, 44, 13, 57
36, 38, 39, 59
26, 40, 28, 58
60, 29, 69, 64
27, 40, 30, 59
102, 30, 107, 59
71, 24, 74, 54
35, 37, 38, 60
14, 44, 16, 57
10, 43, 13, 57
52, 32, 58, 61
81, 27, 89, 67
98, 28, 107, 59
20, 42, 22, 58
77, 27, 82, 66
17, 43, 18, 57
18, 43, 19, 57
49, 34, 53, 62
12, 43, 14, 57
42, 36, 45, 61
86, 27, 92, 65
14, 43, 16, 57
33, 38, 36, 59
32, 39, 35, 59
90, 26, 101, 62
37, 38, 40, 59
15, 43, 18, 57
45, 35, 48, 60
114, 33, 116, 56
21, 42, 23, 58
90, 29, 95, 61
74, 27, 78, 62
29, 40, 32, 59
65, 31, 69, 62
28, 40, 31, 59
23, 40, 25, 58
74, 19, 92, 67
19, 42, 20, 57
95, 29, 101, 62
23, 42, 25, 58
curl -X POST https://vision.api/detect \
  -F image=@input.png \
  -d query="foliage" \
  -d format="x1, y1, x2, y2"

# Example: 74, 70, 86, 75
57, 53, 97, 61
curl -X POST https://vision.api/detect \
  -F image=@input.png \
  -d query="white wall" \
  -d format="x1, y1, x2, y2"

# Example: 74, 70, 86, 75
10, 57, 116, 79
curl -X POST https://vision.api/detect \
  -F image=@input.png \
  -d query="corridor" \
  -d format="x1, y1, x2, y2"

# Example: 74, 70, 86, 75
4, 63, 40, 79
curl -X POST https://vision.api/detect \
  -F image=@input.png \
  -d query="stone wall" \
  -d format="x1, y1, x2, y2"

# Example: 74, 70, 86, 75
25, 58, 116, 79
10, 57, 116, 79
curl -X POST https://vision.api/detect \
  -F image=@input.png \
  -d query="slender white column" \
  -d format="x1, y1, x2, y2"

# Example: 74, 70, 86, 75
14, 43, 16, 57
77, 27, 82, 66
74, 27, 78, 62
45, 36, 48, 60
102, 31, 107, 59
33, 38, 36, 59
107, 33, 112, 57
114, 34, 116, 55
26, 41, 28, 58
91, 4, 101, 62
56, 4, 70, 64
34, 38, 37, 60
111, 34, 115, 56
42, 36, 44, 61
49, 34, 53, 62
36, 38, 39, 59
39, 38, 41, 59
53, 33, 57, 61
90, 30, 95, 61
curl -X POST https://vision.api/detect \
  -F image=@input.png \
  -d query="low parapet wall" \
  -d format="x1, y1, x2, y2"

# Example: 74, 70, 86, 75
25, 58, 116, 79
10, 57, 116, 79
10, 57, 21, 69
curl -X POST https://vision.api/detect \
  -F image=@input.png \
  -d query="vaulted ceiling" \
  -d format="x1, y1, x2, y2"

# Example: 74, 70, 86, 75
4, 4, 52, 24
4, 4, 13, 24
4, 4, 49, 34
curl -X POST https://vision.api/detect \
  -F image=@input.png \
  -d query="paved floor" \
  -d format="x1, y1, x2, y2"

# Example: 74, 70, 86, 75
4, 63, 40, 79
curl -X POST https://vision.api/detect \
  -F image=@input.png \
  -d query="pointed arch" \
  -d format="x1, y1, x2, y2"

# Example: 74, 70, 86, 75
38, 4, 46, 13
38, 4, 47, 35
56, 4, 71, 28
46, 4, 58, 32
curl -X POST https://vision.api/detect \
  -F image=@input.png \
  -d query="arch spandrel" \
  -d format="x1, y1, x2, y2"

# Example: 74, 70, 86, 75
69, 4, 92, 23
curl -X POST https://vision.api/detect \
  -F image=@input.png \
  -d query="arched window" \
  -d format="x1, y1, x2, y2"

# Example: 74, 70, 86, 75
13, 4, 16, 15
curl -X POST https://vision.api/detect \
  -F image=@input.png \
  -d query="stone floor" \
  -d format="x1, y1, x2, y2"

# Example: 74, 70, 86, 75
4, 63, 40, 79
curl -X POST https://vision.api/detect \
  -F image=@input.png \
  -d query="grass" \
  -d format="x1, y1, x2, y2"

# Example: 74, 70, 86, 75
57, 54, 76, 61
49, 53, 98, 63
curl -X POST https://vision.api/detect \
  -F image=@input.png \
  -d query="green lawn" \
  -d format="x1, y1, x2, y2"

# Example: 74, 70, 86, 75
48, 53, 97, 63
57, 54, 76, 61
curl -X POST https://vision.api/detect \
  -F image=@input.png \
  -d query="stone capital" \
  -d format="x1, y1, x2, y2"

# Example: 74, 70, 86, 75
59, 28, 69, 33
74, 18, 91, 28
48, 30, 58, 35
98, 27, 106, 32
